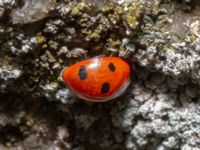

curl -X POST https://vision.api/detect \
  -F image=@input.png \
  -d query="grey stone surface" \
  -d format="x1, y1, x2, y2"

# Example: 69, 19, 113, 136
0, 0, 200, 149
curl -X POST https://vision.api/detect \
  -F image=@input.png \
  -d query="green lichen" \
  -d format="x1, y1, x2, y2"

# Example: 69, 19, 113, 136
101, 2, 123, 25
75, 2, 142, 41
145, 0, 161, 15
106, 38, 121, 49
63, 1, 143, 48
78, 17, 90, 28
71, 2, 91, 16
81, 25, 104, 41
36, 35, 46, 44
2, 55, 13, 66
185, 34, 196, 43
123, 2, 143, 29
48, 40, 59, 50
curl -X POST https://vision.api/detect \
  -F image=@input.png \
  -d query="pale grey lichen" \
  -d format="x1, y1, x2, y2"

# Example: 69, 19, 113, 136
133, 1, 200, 85
112, 70, 200, 149
0, 0, 200, 150
0, 0, 17, 9
0, 65, 22, 91
55, 88, 76, 104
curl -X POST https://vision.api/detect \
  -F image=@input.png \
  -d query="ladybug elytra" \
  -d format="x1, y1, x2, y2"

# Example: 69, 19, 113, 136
62, 57, 130, 102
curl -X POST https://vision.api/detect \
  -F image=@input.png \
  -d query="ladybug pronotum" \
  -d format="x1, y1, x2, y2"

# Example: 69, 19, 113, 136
62, 57, 130, 102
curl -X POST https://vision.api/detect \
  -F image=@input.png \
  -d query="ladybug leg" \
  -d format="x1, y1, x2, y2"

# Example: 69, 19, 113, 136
109, 50, 119, 57
109, 51, 119, 57
105, 47, 120, 57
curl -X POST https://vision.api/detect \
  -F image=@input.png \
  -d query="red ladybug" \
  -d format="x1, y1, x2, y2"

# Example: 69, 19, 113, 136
62, 57, 130, 102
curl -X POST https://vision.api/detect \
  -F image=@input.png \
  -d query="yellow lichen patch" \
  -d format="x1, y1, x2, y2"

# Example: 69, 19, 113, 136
123, 2, 143, 29
101, 2, 123, 25
36, 35, 46, 44
71, 2, 91, 16
105, 38, 122, 51
145, 0, 160, 15
78, 17, 90, 27
108, 38, 121, 47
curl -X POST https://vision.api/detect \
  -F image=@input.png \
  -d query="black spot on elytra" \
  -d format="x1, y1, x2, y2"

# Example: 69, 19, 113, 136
101, 82, 110, 94
108, 62, 116, 72
78, 66, 87, 80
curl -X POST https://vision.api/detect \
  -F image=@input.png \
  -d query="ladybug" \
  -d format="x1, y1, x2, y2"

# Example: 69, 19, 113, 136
62, 57, 130, 102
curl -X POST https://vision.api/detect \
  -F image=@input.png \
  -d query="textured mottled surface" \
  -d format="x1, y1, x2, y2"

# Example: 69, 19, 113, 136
1, 0, 200, 149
